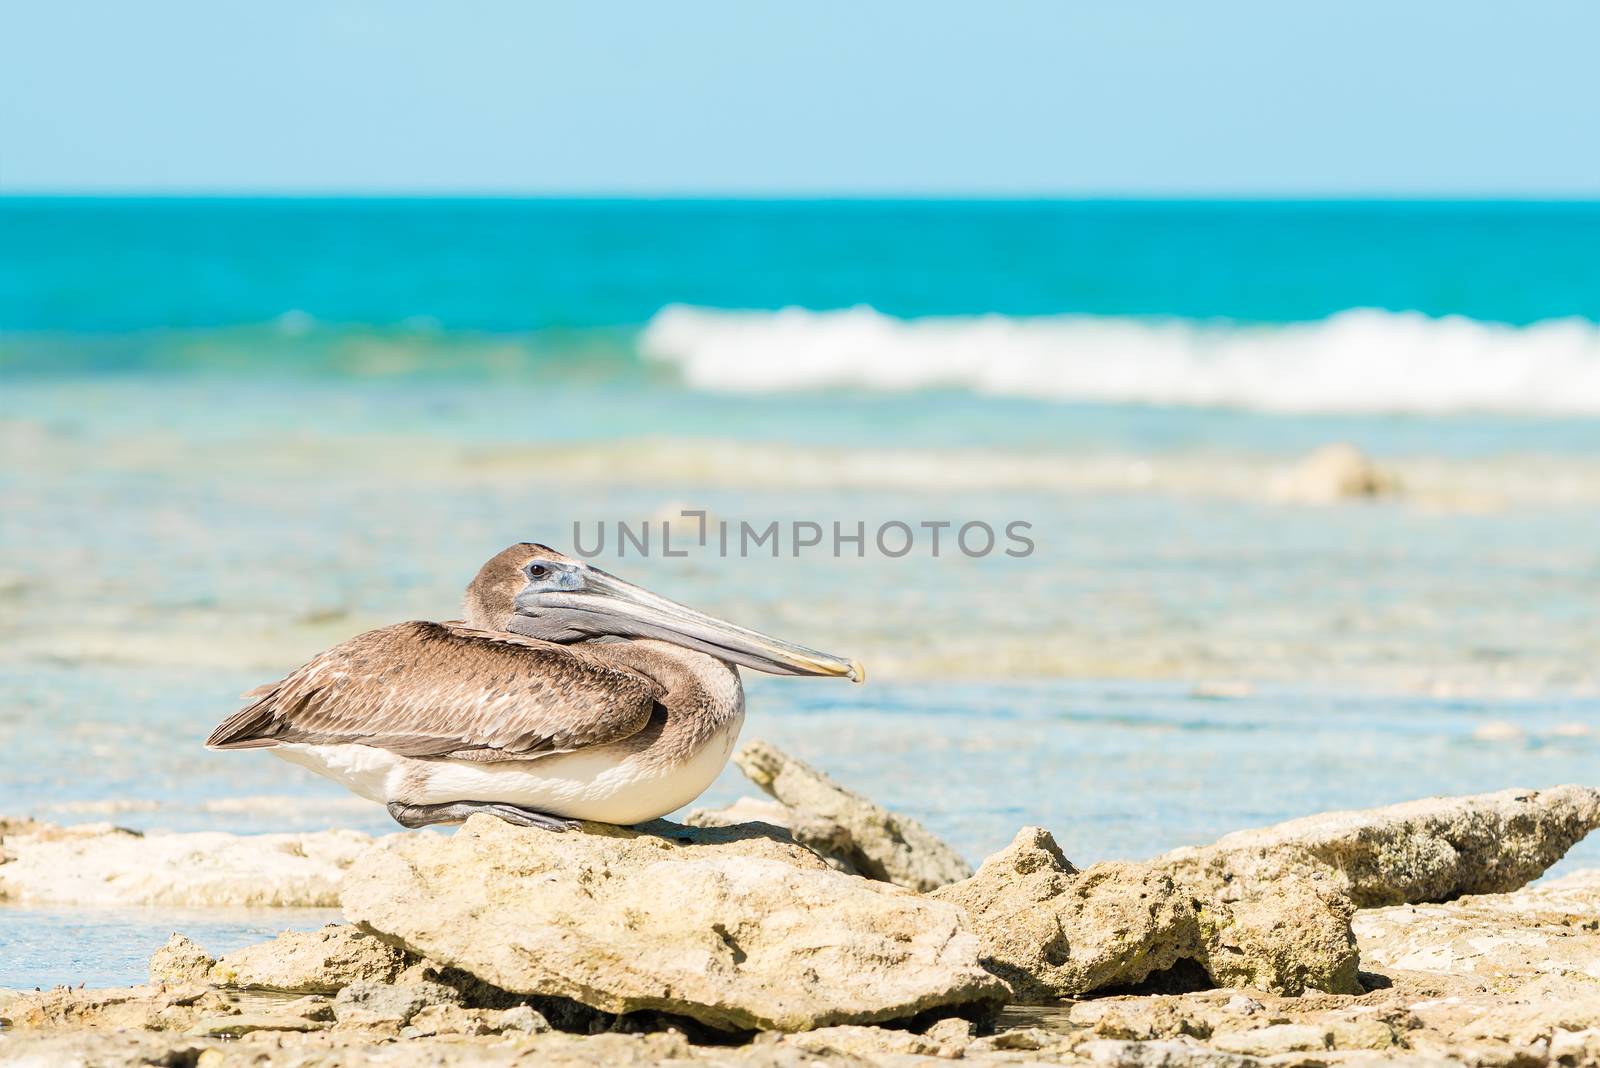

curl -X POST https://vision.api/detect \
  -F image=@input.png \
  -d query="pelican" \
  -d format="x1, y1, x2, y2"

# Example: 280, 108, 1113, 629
207, 543, 862, 830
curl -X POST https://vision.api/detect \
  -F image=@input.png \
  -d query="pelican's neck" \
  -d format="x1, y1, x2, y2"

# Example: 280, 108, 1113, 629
594, 640, 745, 752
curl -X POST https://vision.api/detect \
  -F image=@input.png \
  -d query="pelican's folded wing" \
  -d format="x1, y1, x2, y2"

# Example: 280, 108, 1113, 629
205, 621, 662, 760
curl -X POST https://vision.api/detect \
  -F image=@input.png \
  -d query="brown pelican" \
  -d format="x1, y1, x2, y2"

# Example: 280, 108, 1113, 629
207, 543, 862, 830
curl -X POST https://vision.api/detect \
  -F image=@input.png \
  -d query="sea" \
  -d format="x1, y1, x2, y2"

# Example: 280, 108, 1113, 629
2, 197, 1598, 986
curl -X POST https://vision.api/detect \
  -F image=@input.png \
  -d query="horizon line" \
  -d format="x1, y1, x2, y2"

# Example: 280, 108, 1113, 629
4, 189, 1600, 204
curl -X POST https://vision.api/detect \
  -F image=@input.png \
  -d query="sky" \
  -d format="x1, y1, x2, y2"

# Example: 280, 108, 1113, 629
2, 1, 1598, 197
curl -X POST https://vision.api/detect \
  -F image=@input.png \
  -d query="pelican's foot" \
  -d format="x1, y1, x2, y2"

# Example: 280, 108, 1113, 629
386, 800, 579, 832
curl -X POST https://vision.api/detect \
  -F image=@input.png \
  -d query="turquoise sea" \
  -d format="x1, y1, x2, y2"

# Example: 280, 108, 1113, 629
3, 198, 1599, 987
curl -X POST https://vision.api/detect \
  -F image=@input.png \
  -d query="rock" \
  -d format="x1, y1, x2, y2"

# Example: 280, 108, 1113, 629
404, 1003, 492, 1037
0, 1030, 698, 1068
0, 984, 220, 1033
1355, 868, 1600, 985
934, 833, 1197, 1000
207, 924, 409, 993
1157, 785, 1600, 908
733, 739, 973, 891
921, 1014, 975, 1048
1276, 442, 1398, 504
185, 1010, 331, 1036
493, 1004, 552, 1034
332, 979, 459, 1029
965, 1025, 1067, 1053
776, 1023, 944, 1058
933, 827, 1358, 1001
1326, 1017, 1399, 1049
149, 934, 216, 986
0, 819, 374, 907
684, 796, 793, 832
1196, 876, 1359, 996
341, 813, 1008, 1032
1473, 719, 1527, 743
1209, 1023, 1329, 1055
1080, 1037, 1261, 1068
400, 1002, 554, 1038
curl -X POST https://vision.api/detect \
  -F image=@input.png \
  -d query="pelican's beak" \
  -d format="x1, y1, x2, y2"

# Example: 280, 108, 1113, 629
552, 568, 864, 682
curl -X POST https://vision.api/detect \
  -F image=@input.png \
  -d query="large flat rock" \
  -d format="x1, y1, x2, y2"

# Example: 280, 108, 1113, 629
340, 814, 1007, 1032
1355, 867, 1600, 987
0, 819, 374, 907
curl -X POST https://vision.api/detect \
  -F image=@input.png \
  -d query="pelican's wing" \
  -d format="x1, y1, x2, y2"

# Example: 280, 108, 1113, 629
206, 621, 662, 761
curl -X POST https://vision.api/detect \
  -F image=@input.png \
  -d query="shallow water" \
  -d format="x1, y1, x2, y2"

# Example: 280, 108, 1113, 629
3, 197, 1598, 990
0, 907, 340, 991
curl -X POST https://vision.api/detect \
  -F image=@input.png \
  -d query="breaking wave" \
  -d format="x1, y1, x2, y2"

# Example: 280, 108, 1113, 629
640, 305, 1600, 415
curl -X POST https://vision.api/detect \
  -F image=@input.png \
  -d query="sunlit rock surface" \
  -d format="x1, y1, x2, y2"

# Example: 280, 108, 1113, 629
1157, 785, 1600, 907
0, 818, 374, 907
340, 814, 1007, 1032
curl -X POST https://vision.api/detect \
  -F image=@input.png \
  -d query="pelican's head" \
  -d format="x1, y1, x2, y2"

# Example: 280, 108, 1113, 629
463, 543, 863, 682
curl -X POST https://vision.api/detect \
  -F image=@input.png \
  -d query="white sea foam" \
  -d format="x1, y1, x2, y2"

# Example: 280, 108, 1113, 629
640, 305, 1600, 415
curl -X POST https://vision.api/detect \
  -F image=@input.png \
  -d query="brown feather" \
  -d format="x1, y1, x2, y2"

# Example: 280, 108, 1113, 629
206, 620, 663, 760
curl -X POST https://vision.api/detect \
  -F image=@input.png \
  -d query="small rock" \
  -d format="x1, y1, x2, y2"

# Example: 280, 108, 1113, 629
1473, 720, 1526, 743
332, 979, 458, 1028
1081, 1000, 1211, 1042
404, 1002, 492, 1037
967, 1025, 1063, 1053
186, 1011, 331, 1036
207, 923, 409, 993
1551, 1027, 1600, 1066
492, 1004, 552, 1034
684, 796, 793, 831
1209, 1023, 1330, 1055
921, 1014, 975, 1046
149, 934, 215, 986
734, 739, 973, 891
1327, 1017, 1400, 1049
1082, 1037, 1261, 1068
1276, 443, 1398, 504
780, 1023, 943, 1058
1223, 995, 1263, 1016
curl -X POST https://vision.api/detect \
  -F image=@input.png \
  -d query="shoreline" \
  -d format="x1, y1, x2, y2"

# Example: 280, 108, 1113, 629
3, 758, 1598, 1065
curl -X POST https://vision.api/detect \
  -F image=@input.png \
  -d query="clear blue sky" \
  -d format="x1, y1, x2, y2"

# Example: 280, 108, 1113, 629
3, 1, 1597, 196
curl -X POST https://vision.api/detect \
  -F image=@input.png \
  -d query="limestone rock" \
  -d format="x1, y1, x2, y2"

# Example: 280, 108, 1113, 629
775, 1023, 944, 1058
683, 796, 793, 832
185, 1011, 331, 1036
149, 933, 216, 986
207, 924, 410, 993
0, 819, 374, 907
1080, 1037, 1262, 1068
1196, 877, 1359, 996
934, 827, 1358, 1002
1276, 442, 1398, 504
934, 832, 1195, 1000
1355, 867, 1600, 986
341, 814, 1008, 1032
332, 979, 459, 1029
683, 797, 860, 876
1209, 1023, 1329, 1055
733, 739, 973, 891
1158, 785, 1600, 907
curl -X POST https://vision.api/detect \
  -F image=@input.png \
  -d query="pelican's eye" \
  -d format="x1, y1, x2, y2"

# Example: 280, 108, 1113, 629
527, 564, 551, 580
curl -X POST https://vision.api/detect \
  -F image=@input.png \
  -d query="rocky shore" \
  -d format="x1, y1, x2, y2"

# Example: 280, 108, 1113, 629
2, 745, 1598, 1066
